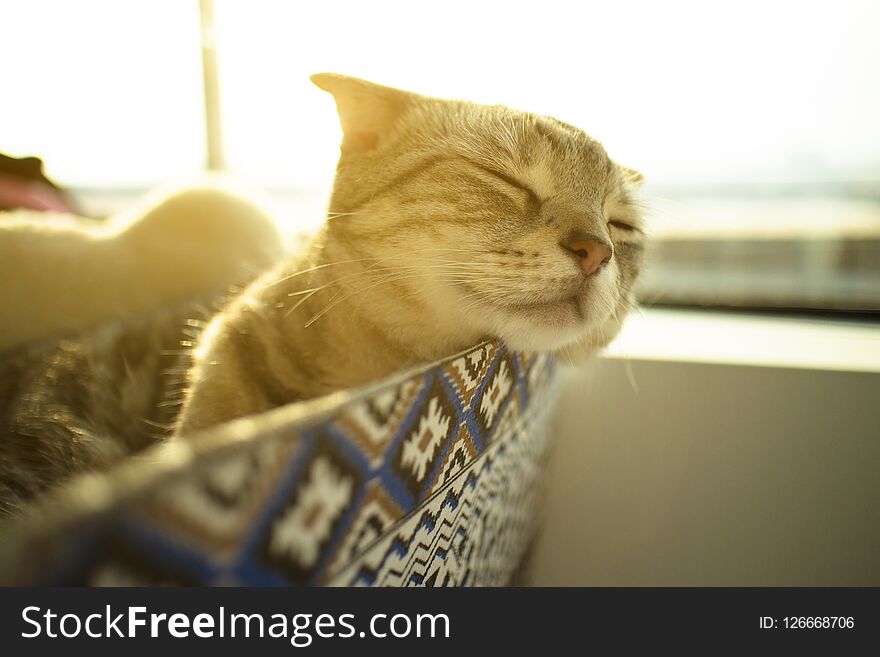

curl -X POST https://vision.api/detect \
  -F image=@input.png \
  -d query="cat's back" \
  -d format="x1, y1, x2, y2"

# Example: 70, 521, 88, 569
0, 299, 211, 517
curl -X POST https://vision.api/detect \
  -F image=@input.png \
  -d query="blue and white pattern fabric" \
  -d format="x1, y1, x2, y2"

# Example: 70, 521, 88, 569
1, 342, 560, 586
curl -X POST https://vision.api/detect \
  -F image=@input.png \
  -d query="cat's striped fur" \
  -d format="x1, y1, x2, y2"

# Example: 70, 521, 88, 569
0, 300, 207, 516
176, 74, 647, 432
1, 74, 647, 516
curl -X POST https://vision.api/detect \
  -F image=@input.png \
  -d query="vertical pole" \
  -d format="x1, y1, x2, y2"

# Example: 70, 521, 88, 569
199, 0, 225, 171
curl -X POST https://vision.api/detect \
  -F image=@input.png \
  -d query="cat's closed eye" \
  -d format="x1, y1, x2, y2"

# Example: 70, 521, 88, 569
473, 163, 541, 207
607, 219, 640, 232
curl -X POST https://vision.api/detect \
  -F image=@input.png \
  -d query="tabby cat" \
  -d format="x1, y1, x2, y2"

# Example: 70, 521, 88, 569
0, 74, 646, 517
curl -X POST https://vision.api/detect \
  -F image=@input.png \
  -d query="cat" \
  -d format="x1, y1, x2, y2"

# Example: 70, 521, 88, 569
0, 73, 646, 516
0, 184, 283, 351
175, 73, 646, 433
0, 185, 283, 516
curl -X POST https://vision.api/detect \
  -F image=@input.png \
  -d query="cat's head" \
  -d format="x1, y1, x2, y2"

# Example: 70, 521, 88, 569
313, 73, 645, 355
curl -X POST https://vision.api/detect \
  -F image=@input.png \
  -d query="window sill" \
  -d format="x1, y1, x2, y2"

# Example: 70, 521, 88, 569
603, 308, 880, 373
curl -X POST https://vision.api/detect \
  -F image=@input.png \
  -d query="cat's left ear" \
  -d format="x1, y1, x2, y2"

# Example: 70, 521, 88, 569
311, 73, 414, 152
619, 165, 644, 187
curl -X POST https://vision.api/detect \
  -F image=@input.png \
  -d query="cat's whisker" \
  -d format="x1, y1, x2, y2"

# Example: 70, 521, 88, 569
300, 268, 507, 328
280, 259, 405, 316
263, 257, 382, 289
271, 252, 484, 296
303, 273, 420, 328
282, 262, 492, 305
265, 243, 537, 292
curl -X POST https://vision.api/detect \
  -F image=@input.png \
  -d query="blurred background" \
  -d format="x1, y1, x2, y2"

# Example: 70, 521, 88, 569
3, 0, 880, 312
2, 0, 878, 583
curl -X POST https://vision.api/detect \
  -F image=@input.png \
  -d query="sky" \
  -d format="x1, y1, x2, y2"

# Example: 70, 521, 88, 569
1, 0, 879, 189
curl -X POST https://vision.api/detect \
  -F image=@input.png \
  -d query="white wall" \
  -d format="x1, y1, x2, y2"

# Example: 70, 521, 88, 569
531, 352, 880, 585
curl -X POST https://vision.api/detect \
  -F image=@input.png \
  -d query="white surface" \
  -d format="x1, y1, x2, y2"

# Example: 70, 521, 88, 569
605, 308, 880, 373
532, 352, 880, 585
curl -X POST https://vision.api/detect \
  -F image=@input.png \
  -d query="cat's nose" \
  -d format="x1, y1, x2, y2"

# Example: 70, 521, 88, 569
564, 236, 612, 276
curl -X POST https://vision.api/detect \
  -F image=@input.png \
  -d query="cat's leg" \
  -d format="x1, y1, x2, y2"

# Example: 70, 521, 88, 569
173, 295, 300, 436
0, 186, 283, 350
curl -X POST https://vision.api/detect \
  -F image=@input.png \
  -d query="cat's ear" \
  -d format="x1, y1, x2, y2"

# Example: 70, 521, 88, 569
311, 73, 413, 152
619, 165, 644, 187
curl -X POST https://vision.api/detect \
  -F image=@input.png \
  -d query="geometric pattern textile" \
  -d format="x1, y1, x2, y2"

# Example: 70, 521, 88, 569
0, 342, 560, 586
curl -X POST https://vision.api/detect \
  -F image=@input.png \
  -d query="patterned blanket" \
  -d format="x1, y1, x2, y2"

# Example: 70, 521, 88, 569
0, 342, 560, 586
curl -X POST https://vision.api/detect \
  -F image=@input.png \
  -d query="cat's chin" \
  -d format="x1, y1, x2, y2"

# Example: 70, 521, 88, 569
483, 297, 613, 353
